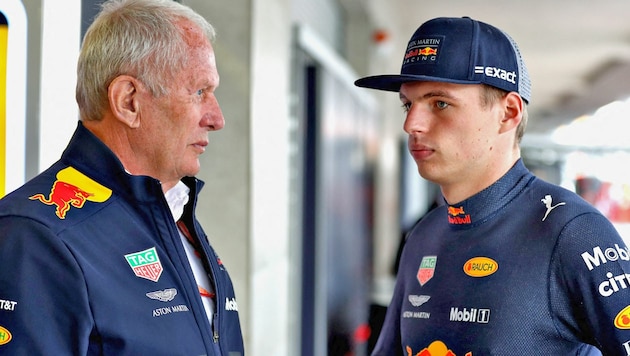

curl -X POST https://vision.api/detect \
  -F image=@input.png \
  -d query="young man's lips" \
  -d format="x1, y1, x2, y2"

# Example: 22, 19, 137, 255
409, 145, 434, 160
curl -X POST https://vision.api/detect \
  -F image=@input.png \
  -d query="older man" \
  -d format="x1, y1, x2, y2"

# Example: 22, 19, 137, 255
0, 0, 244, 354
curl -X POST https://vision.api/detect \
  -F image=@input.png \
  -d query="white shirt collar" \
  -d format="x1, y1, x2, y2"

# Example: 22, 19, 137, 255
164, 181, 190, 222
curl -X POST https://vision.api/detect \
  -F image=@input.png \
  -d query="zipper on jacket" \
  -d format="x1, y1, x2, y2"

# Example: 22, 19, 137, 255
213, 312, 219, 343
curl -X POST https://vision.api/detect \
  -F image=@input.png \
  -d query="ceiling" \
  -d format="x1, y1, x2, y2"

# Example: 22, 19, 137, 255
364, 0, 630, 133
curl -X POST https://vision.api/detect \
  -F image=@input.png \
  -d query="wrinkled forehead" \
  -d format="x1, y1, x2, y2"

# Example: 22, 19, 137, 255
176, 19, 212, 48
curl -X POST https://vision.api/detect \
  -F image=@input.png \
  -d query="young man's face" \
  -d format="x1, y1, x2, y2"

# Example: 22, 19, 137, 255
399, 81, 509, 200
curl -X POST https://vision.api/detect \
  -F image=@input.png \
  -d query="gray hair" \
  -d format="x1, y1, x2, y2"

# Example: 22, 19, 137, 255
76, 0, 216, 121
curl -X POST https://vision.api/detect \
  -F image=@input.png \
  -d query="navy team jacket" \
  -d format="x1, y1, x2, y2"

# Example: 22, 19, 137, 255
0, 122, 244, 355
372, 160, 630, 355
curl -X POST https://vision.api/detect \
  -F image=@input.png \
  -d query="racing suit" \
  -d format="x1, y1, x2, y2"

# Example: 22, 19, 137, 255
0, 122, 244, 355
373, 160, 630, 355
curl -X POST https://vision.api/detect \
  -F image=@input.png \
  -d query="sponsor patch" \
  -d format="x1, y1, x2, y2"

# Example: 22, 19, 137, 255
540, 194, 565, 222
402, 36, 442, 66
29, 166, 112, 219
598, 272, 630, 297
0, 326, 12, 345
447, 205, 471, 225
225, 297, 239, 311
615, 305, 630, 329
125, 247, 163, 282
408, 295, 431, 307
152, 304, 190, 317
463, 257, 498, 277
417, 256, 437, 286
582, 244, 630, 271
450, 307, 491, 324
407, 340, 471, 356
0, 299, 17, 311
474, 65, 517, 85
402, 310, 430, 320
146, 288, 177, 302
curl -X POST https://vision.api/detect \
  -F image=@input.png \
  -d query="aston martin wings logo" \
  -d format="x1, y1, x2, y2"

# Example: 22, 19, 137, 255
146, 288, 178, 302
409, 295, 431, 307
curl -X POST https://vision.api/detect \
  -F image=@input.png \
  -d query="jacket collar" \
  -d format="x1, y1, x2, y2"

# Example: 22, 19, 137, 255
60, 121, 204, 203
445, 159, 534, 229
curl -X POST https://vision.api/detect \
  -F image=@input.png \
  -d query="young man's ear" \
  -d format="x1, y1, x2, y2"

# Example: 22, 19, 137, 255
108, 75, 141, 128
499, 92, 523, 133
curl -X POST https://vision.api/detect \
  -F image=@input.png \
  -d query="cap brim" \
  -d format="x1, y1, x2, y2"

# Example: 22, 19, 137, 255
354, 74, 481, 92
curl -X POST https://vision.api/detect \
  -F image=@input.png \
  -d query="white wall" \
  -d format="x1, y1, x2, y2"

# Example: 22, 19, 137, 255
249, 0, 294, 354
37, 0, 81, 171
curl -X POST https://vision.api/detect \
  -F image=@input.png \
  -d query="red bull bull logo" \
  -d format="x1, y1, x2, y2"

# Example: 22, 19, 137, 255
419, 47, 437, 56
406, 341, 471, 356
405, 46, 438, 60
447, 206, 471, 225
29, 166, 112, 219
448, 206, 465, 216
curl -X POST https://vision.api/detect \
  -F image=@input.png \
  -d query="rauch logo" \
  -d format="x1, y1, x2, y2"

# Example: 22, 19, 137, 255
463, 257, 498, 278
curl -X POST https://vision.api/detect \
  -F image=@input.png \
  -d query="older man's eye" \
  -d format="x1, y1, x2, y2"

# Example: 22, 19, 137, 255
196, 89, 205, 96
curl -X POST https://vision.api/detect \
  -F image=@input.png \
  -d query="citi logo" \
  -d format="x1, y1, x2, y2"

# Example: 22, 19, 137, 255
449, 307, 490, 323
225, 297, 239, 311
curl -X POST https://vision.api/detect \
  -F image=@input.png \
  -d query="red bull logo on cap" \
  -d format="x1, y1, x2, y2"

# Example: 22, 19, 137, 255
406, 340, 472, 356
29, 166, 112, 219
419, 47, 438, 56
403, 37, 441, 65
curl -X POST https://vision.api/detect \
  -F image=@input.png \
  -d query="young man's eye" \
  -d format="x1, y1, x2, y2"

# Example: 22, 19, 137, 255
401, 102, 411, 113
436, 101, 449, 109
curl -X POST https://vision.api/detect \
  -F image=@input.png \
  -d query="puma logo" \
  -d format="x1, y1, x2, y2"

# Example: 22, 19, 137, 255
541, 195, 566, 221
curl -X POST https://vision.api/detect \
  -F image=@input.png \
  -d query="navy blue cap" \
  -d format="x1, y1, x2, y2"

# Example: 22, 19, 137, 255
355, 17, 531, 103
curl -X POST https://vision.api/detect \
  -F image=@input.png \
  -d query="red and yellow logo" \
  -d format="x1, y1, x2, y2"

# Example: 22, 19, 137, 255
615, 305, 630, 329
419, 47, 437, 56
29, 166, 112, 219
447, 206, 471, 225
447, 206, 465, 216
463, 257, 498, 278
406, 341, 471, 356
0, 325, 12, 345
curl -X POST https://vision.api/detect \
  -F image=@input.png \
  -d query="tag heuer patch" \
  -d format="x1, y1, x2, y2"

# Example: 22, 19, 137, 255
417, 256, 437, 286
125, 247, 163, 282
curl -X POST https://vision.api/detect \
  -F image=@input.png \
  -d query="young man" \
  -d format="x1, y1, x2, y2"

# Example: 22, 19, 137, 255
356, 17, 630, 355
0, 0, 244, 354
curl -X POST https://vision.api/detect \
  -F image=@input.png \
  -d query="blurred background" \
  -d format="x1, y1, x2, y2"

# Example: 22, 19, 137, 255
3, 0, 630, 355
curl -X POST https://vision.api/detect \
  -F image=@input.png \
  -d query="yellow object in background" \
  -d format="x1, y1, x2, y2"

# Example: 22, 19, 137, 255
0, 12, 7, 197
